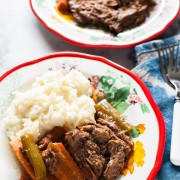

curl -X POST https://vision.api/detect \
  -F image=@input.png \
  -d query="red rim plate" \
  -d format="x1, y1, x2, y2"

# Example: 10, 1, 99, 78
29, 0, 180, 48
0, 52, 165, 179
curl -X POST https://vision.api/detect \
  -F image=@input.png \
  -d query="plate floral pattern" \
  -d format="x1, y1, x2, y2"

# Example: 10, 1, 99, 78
98, 70, 150, 114
0, 52, 165, 179
30, 0, 180, 48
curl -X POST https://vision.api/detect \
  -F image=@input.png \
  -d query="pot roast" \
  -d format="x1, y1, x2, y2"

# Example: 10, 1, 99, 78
65, 118, 133, 179
68, 0, 156, 34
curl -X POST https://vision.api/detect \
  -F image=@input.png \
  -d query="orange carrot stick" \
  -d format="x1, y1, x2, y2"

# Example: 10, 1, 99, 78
57, 0, 69, 12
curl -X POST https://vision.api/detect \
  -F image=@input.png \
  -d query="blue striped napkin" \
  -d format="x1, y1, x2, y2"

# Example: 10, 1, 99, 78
132, 33, 180, 180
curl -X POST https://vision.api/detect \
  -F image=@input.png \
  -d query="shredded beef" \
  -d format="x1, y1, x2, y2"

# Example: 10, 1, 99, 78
38, 126, 65, 151
68, 0, 156, 34
65, 119, 133, 179
97, 118, 133, 148
42, 149, 57, 175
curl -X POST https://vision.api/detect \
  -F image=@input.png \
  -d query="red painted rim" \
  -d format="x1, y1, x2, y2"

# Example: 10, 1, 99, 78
29, 0, 180, 48
0, 52, 165, 179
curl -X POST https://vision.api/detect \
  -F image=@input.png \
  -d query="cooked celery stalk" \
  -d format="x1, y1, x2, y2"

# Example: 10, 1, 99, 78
95, 99, 133, 132
21, 134, 47, 180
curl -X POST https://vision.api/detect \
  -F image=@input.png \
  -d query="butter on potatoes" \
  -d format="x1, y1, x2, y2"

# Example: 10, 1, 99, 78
6, 70, 95, 142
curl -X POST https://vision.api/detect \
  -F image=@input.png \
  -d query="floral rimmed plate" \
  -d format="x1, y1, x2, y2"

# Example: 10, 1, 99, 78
0, 52, 165, 179
30, 0, 180, 48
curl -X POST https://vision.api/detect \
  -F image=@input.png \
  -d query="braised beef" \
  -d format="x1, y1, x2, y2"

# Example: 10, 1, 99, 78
42, 143, 85, 180
42, 149, 57, 175
104, 139, 126, 178
65, 129, 98, 180
104, 151, 125, 179
96, 117, 120, 133
97, 118, 133, 148
117, 130, 134, 147
65, 119, 133, 179
38, 126, 65, 151
68, 0, 156, 34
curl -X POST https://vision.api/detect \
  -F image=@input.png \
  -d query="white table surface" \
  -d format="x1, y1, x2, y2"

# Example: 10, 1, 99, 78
0, 0, 180, 76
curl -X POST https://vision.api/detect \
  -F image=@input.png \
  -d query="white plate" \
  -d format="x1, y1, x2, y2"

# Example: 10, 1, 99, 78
30, 0, 180, 48
0, 52, 165, 179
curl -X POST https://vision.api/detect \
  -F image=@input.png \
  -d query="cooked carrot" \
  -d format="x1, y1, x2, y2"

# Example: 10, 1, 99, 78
57, 0, 69, 12
9, 140, 36, 180
10, 140, 58, 180
19, 165, 32, 180
19, 167, 56, 180
46, 173, 58, 180
45, 143, 84, 180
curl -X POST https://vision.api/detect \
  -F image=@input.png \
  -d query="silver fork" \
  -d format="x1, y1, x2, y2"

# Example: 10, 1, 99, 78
158, 45, 180, 166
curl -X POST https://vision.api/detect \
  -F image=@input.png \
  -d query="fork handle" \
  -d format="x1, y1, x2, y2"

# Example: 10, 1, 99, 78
170, 99, 180, 166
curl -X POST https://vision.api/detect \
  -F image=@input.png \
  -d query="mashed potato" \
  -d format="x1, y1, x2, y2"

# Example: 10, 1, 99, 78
6, 70, 96, 142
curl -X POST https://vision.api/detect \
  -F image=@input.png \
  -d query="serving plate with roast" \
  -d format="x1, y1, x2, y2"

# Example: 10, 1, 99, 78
0, 52, 165, 179
30, 0, 180, 48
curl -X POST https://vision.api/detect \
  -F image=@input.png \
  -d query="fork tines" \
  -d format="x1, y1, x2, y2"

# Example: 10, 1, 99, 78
157, 44, 180, 88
